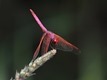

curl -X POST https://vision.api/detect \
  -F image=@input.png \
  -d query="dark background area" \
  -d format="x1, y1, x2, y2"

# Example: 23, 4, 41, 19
0, 0, 107, 80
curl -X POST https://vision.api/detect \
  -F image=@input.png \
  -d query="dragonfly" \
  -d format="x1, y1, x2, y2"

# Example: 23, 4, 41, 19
30, 9, 80, 60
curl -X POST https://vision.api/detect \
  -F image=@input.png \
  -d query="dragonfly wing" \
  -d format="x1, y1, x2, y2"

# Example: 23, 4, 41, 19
52, 34, 80, 53
33, 33, 46, 59
41, 33, 51, 55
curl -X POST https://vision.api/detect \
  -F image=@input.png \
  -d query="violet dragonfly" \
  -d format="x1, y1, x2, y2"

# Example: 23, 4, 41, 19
30, 9, 80, 60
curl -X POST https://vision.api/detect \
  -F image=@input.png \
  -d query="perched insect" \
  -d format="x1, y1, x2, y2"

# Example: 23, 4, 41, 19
30, 9, 80, 60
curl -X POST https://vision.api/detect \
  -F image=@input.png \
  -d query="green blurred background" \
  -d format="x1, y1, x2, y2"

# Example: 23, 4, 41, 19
0, 0, 107, 80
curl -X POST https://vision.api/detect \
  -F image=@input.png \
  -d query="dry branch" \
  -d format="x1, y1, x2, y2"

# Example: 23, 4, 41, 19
11, 49, 56, 80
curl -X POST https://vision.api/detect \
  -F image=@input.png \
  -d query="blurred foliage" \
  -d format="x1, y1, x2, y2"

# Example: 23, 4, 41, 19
0, 0, 107, 80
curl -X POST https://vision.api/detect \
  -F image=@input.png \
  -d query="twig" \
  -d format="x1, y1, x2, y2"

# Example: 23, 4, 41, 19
10, 49, 57, 80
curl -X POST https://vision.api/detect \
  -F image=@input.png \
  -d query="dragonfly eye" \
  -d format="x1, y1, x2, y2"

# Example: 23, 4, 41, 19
52, 38, 58, 45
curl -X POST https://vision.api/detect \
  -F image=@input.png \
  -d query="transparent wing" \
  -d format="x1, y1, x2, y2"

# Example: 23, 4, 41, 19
41, 33, 51, 55
51, 34, 80, 53
33, 33, 46, 59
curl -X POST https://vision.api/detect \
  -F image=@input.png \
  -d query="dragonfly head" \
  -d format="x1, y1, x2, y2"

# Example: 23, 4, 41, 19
52, 38, 58, 45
